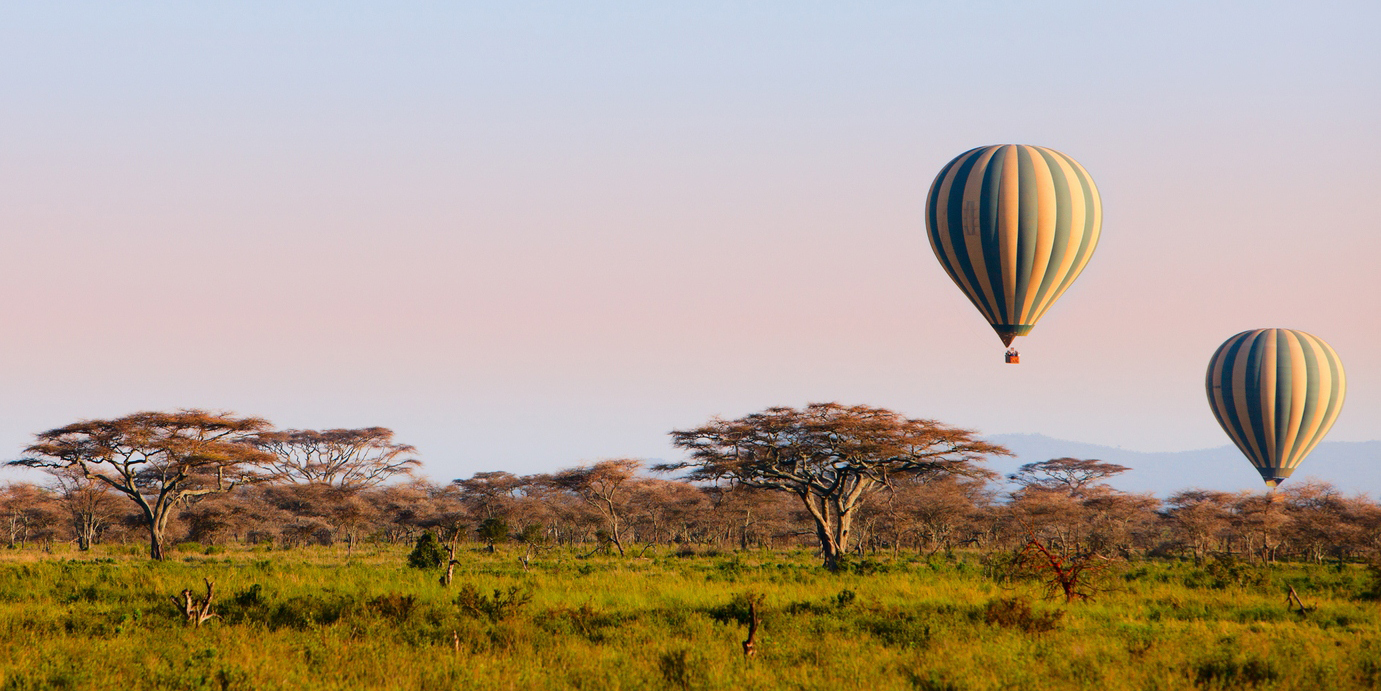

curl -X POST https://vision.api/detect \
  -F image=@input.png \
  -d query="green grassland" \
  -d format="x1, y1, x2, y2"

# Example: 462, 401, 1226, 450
2, 545, 1380, 690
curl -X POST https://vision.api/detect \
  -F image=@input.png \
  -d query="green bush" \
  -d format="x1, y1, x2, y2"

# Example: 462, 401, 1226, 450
1360, 561, 1381, 601
515, 523, 546, 546
535, 603, 619, 643
866, 610, 934, 649
367, 593, 418, 623
476, 518, 510, 546
704, 591, 761, 626
455, 584, 533, 622
406, 532, 445, 569
1193, 651, 1279, 687
982, 596, 1064, 633
657, 649, 700, 691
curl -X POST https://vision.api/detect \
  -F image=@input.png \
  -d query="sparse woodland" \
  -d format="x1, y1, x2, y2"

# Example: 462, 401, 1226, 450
4, 405, 1381, 690
2, 405, 1379, 566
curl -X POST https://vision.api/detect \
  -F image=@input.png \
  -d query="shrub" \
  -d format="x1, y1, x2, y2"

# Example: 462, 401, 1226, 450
982, 596, 1064, 633
658, 649, 698, 691
714, 557, 745, 580
849, 558, 888, 576
232, 584, 265, 608
1202, 554, 1268, 589
905, 670, 966, 691
866, 610, 934, 649
514, 523, 545, 546
1359, 560, 1381, 601
476, 517, 510, 547
705, 592, 762, 626
535, 603, 620, 642
232, 593, 363, 630
407, 531, 445, 569
367, 593, 418, 622
455, 584, 533, 622
1193, 652, 1279, 687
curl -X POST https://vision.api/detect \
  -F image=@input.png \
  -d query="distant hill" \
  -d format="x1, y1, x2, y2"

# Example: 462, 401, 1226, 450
983, 434, 1381, 498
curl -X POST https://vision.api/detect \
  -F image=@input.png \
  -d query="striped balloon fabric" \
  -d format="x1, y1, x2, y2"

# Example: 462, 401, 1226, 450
925, 145, 1102, 347
1205, 329, 1347, 488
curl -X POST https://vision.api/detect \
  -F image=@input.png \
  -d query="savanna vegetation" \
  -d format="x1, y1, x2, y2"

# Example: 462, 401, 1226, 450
5, 544, 1381, 690
2, 403, 1381, 689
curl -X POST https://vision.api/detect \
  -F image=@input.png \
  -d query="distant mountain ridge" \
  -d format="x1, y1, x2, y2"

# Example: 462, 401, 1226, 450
983, 434, 1381, 498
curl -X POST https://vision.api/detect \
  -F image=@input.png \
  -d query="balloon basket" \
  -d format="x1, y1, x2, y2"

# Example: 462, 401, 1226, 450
1005, 352, 1020, 364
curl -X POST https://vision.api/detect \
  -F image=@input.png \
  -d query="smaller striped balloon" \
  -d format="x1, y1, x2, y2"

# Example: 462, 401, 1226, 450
1205, 329, 1346, 488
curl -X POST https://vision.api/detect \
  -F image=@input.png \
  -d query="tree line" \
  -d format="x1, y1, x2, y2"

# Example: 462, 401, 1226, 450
2, 404, 1379, 567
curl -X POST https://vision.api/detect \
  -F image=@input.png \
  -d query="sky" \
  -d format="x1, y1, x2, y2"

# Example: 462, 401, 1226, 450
0, 1, 1377, 484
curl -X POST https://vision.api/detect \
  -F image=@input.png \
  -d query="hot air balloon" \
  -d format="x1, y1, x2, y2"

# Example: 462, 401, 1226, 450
1205, 329, 1346, 488
924, 145, 1102, 362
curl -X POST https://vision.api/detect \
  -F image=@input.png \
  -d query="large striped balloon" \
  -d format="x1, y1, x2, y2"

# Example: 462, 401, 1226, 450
1205, 329, 1346, 488
925, 145, 1102, 347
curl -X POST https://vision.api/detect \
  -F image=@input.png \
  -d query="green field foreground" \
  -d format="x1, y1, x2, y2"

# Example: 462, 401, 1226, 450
2, 546, 1380, 690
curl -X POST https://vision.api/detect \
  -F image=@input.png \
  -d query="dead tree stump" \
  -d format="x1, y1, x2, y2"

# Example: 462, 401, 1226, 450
741, 594, 763, 659
172, 578, 219, 628
441, 537, 460, 587
1286, 586, 1315, 616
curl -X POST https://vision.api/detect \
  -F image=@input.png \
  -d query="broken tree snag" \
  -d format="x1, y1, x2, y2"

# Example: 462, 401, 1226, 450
440, 533, 460, 587
742, 593, 763, 659
441, 556, 459, 587
171, 579, 220, 628
440, 546, 458, 586
1286, 586, 1314, 616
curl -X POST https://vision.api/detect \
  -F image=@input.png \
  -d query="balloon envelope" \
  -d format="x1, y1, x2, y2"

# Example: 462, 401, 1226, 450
1205, 329, 1346, 488
925, 145, 1102, 347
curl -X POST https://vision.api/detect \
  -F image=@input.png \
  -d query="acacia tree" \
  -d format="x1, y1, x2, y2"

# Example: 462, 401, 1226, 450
255, 427, 420, 489
661, 403, 1007, 570
46, 467, 123, 550
549, 459, 642, 556
453, 471, 525, 520
1162, 489, 1234, 561
1232, 492, 1290, 563
885, 475, 992, 555
9, 410, 275, 560
1280, 481, 1352, 563
255, 427, 419, 552
1008, 458, 1130, 497
627, 479, 712, 547
0, 483, 58, 548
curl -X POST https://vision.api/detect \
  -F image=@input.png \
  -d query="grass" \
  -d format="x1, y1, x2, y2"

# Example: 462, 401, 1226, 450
1, 545, 1379, 690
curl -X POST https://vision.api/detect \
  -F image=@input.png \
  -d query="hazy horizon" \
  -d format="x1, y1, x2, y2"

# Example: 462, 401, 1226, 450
1, 2, 1377, 483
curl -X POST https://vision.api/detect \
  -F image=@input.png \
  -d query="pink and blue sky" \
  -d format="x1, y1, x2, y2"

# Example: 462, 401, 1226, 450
0, 2, 1377, 481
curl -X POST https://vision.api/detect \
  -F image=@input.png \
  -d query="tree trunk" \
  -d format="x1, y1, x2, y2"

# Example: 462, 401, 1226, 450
817, 524, 843, 571
148, 522, 165, 560
798, 493, 857, 571
141, 498, 174, 561
76, 515, 96, 551
609, 517, 626, 556
812, 510, 847, 571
